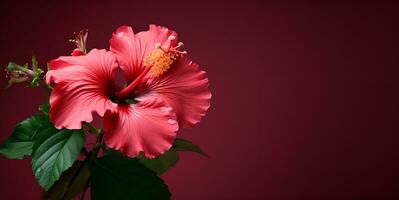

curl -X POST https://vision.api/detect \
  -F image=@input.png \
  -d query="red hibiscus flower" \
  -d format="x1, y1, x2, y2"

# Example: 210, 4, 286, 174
46, 25, 211, 158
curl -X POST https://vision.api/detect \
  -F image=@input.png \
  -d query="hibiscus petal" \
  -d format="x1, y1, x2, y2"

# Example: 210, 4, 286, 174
46, 49, 118, 129
109, 24, 177, 82
143, 56, 212, 128
103, 96, 178, 158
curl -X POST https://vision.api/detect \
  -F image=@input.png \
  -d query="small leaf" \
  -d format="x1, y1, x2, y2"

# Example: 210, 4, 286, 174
32, 55, 38, 71
32, 127, 85, 191
90, 151, 171, 200
172, 138, 208, 157
139, 150, 179, 174
43, 160, 90, 200
0, 114, 51, 159
30, 55, 44, 87
31, 76, 41, 87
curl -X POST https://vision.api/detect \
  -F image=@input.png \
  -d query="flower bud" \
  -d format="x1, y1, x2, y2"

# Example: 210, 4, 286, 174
4, 56, 44, 88
5, 62, 32, 88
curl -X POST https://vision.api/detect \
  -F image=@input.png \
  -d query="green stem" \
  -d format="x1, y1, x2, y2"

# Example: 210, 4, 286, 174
83, 122, 102, 135
60, 152, 91, 200
79, 131, 104, 200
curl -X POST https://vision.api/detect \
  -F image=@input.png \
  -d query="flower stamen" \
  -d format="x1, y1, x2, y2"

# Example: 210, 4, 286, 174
144, 39, 186, 78
69, 29, 88, 55
116, 36, 186, 99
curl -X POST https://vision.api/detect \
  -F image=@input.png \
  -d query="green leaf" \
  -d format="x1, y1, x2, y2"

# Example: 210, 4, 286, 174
32, 127, 85, 191
0, 114, 85, 190
172, 138, 208, 157
90, 151, 171, 200
43, 160, 90, 200
31, 76, 41, 87
0, 114, 51, 159
139, 150, 179, 175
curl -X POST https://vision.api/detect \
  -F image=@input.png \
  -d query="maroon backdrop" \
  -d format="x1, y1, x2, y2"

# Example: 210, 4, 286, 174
1, 1, 399, 200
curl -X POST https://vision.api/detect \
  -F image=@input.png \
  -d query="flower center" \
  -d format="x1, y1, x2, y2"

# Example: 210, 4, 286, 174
115, 35, 186, 100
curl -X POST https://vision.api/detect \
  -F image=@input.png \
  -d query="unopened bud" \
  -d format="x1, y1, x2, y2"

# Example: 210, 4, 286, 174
4, 64, 31, 88
4, 57, 44, 88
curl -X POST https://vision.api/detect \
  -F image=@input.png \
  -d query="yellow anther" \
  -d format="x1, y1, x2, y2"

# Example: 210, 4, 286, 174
143, 41, 184, 78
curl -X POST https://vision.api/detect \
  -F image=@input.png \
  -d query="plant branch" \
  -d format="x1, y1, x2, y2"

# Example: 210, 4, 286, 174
80, 181, 89, 200
79, 130, 104, 200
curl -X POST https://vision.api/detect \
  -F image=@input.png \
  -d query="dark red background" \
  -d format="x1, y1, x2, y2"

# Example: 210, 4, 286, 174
1, 1, 399, 200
